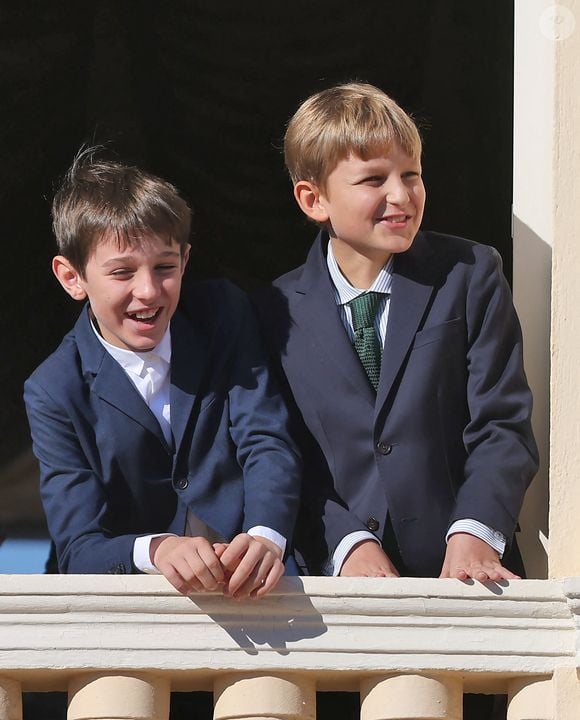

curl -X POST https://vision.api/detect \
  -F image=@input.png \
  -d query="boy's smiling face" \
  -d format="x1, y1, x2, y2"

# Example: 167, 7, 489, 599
296, 144, 426, 280
54, 232, 189, 352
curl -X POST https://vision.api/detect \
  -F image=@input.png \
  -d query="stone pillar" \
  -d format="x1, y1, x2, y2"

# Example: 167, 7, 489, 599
67, 673, 170, 720
545, 0, 580, 579
360, 674, 462, 720
0, 679, 22, 720
507, 676, 553, 720
512, 0, 557, 580
553, 667, 580, 720
213, 673, 316, 720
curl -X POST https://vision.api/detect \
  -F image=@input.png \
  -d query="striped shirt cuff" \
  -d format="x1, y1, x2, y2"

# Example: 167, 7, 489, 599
324, 531, 381, 576
446, 520, 506, 557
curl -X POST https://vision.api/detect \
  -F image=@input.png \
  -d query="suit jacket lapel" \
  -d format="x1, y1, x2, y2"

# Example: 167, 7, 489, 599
75, 305, 169, 447
375, 232, 436, 414
168, 305, 210, 455
290, 232, 376, 406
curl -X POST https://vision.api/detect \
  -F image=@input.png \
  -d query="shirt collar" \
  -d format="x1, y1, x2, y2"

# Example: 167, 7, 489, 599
326, 239, 394, 306
90, 318, 172, 376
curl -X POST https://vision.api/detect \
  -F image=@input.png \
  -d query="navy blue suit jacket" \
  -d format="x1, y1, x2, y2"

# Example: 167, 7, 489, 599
25, 280, 301, 574
256, 231, 538, 577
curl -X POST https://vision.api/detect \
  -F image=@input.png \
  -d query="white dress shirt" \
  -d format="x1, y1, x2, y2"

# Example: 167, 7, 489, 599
91, 321, 286, 573
325, 240, 506, 575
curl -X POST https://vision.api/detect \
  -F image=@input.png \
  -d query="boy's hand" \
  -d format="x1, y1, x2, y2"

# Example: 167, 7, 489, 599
151, 536, 225, 595
219, 533, 284, 599
439, 532, 521, 581
339, 539, 400, 577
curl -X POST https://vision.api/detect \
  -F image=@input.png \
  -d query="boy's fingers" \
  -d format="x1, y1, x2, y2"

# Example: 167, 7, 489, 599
193, 542, 226, 589
155, 537, 225, 593
230, 552, 276, 598
340, 539, 399, 577
441, 562, 520, 581
213, 542, 229, 559
225, 544, 265, 596
252, 560, 285, 598
441, 533, 520, 582
219, 534, 252, 573
158, 557, 204, 595
231, 555, 284, 599
222, 535, 284, 598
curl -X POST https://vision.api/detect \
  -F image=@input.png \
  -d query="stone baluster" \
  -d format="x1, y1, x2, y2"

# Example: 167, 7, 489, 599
67, 673, 170, 720
507, 676, 553, 720
0, 679, 22, 720
214, 673, 316, 720
360, 674, 462, 720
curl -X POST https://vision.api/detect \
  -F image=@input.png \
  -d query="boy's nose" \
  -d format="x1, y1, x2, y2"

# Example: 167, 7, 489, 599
133, 272, 161, 300
385, 176, 410, 204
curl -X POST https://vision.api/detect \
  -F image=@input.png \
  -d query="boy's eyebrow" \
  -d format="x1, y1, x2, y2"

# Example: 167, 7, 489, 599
100, 250, 181, 267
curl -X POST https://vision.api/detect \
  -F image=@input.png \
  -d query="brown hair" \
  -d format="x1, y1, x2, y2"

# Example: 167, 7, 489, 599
284, 82, 422, 188
52, 147, 191, 275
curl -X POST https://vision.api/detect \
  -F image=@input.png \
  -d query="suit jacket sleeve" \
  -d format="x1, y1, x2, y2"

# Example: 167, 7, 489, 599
449, 244, 538, 535
24, 376, 139, 574
252, 286, 370, 572
218, 284, 303, 541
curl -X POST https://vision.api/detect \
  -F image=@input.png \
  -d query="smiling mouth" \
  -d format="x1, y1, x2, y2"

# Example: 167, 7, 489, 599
127, 308, 162, 323
379, 214, 409, 223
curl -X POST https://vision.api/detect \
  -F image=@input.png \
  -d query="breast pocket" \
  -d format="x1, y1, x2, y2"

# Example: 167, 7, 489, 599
411, 317, 464, 351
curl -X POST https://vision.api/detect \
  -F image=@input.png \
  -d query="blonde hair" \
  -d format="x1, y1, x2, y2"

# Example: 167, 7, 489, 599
284, 82, 422, 188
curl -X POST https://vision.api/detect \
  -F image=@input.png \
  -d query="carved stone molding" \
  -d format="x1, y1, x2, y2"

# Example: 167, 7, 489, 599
1, 576, 578, 694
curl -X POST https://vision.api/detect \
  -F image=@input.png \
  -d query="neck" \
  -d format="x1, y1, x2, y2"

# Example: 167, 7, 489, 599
330, 238, 390, 290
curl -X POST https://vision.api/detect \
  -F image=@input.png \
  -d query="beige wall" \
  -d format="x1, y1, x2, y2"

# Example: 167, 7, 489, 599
513, 0, 580, 578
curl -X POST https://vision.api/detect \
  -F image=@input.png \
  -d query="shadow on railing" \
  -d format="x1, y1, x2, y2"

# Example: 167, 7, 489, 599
1, 576, 579, 719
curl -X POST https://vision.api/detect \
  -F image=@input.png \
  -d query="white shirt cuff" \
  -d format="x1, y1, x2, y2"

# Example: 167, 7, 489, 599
446, 519, 506, 557
133, 527, 286, 574
324, 530, 380, 576
133, 533, 176, 574
247, 526, 286, 556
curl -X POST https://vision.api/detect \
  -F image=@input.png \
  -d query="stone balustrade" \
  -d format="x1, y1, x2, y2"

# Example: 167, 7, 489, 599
1, 576, 580, 719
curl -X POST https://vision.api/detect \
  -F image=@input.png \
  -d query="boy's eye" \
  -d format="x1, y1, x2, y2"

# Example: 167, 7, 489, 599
360, 175, 384, 185
110, 269, 133, 277
156, 264, 178, 273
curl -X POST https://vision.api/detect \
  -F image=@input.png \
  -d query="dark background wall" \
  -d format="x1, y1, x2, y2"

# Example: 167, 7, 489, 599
0, 2, 514, 486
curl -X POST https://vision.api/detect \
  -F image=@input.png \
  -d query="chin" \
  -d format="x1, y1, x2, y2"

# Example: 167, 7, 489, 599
390, 236, 417, 253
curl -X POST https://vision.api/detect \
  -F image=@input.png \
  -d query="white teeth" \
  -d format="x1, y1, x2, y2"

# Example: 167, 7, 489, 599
386, 215, 407, 222
132, 310, 158, 320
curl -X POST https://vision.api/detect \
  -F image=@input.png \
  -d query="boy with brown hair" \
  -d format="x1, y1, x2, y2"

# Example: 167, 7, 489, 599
258, 82, 538, 583
24, 149, 301, 597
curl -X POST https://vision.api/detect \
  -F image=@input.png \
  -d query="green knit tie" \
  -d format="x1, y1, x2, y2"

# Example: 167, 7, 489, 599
347, 292, 383, 391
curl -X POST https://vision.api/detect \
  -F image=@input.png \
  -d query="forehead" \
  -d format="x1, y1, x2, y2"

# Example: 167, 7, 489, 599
88, 230, 180, 264
330, 145, 421, 175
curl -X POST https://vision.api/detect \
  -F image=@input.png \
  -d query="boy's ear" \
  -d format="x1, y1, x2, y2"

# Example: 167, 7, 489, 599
294, 181, 329, 223
181, 243, 191, 273
52, 256, 87, 301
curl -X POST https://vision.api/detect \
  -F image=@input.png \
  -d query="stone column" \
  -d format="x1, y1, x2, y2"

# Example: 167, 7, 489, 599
0, 679, 22, 720
553, 667, 580, 720
213, 673, 316, 720
507, 676, 553, 720
360, 674, 462, 720
514, 0, 580, 579
67, 673, 170, 720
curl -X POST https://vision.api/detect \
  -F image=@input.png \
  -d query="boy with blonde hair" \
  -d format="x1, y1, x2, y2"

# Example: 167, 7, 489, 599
258, 82, 538, 583
25, 149, 301, 597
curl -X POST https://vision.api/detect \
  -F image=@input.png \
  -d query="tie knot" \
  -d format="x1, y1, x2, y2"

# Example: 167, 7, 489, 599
347, 292, 383, 331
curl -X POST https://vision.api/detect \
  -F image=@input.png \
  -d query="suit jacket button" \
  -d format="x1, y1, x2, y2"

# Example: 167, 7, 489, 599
175, 477, 189, 490
376, 441, 392, 455
366, 516, 380, 532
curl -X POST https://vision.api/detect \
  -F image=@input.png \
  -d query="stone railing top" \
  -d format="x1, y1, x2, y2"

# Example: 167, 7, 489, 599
1, 576, 579, 692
